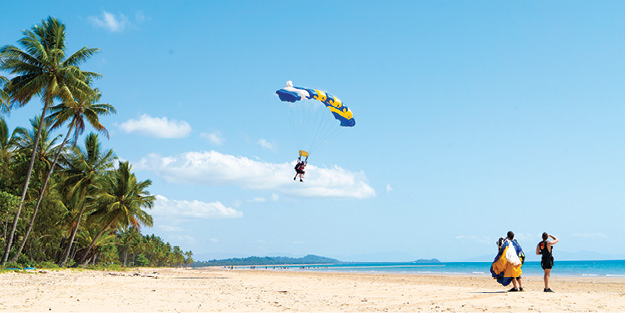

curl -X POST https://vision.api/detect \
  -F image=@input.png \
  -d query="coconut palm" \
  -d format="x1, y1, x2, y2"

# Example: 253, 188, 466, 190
117, 226, 141, 267
7, 116, 61, 257
0, 16, 100, 265
57, 133, 115, 266
74, 226, 117, 265
0, 117, 17, 163
0, 76, 9, 114
76, 161, 154, 266
9, 116, 63, 262
12, 116, 63, 182
11, 88, 116, 262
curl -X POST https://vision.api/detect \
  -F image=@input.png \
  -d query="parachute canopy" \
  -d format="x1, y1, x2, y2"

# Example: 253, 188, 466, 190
276, 81, 355, 127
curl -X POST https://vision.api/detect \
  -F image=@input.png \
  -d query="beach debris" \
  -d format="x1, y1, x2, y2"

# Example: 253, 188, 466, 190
108, 272, 159, 278
278, 290, 288, 294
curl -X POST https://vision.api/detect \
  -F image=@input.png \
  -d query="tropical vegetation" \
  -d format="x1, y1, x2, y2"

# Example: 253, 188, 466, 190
0, 16, 192, 269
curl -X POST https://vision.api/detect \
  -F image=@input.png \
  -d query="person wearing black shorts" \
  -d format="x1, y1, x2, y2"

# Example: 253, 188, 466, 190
536, 232, 559, 292
293, 158, 307, 182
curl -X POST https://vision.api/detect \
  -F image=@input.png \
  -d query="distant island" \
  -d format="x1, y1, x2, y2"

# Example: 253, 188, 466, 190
414, 259, 441, 264
191, 254, 341, 267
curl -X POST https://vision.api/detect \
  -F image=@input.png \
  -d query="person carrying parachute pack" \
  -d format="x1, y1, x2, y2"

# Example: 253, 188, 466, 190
490, 231, 526, 292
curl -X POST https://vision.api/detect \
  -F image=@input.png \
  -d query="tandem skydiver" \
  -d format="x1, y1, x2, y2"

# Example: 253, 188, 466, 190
293, 156, 307, 182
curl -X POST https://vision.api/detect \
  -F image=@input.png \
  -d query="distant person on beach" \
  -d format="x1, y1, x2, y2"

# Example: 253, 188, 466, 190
536, 232, 559, 292
294, 157, 307, 182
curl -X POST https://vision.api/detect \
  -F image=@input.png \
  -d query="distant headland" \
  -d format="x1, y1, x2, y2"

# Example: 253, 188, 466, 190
191, 255, 442, 267
191, 254, 340, 267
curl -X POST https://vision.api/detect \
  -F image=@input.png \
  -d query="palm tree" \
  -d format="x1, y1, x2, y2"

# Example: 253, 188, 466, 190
75, 226, 117, 265
0, 117, 17, 164
0, 76, 10, 114
11, 88, 116, 262
57, 133, 115, 266
184, 251, 194, 266
76, 161, 154, 266
9, 116, 62, 261
12, 115, 63, 188
0, 16, 100, 265
117, 226, 141, 267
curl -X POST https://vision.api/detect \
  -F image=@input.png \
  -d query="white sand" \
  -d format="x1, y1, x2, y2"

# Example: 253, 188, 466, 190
1, 267, 624, 312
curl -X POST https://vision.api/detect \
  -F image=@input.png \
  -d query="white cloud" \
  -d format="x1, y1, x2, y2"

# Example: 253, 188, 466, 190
120, 114, 191, 138
572, 233, 608, 239
152, 195, 243, 219
201, 131, 224, 145
455, 235, 496, 246
386, 184, 393, 193
159, 225, 184, 232
258, 138, 276, 150
89, 11, 130, 32
89, 11, 148, 32
137, 150, 376, 199
166, 234, 200, 245
135, 11, 148, 24
249, 193, 280, 203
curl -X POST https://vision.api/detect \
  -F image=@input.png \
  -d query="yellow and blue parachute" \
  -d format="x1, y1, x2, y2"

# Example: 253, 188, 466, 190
275, 81, 355, 157
490, 239, 525, 286
276, 81, 355, 127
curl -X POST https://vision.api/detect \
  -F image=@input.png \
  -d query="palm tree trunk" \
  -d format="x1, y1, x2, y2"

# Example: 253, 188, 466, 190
2, 100, 51, 266
123, 247, 129, 267
11, 125, 74, 262
59, 201, 87, 266
2, 214, 8, 242
75, 216, 117, 266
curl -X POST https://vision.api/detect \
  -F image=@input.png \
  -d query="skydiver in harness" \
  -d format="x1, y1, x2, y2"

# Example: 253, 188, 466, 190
293, 156, 307, 182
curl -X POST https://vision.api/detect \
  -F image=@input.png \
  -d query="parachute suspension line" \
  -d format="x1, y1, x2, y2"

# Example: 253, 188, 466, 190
283, 102, 301, 151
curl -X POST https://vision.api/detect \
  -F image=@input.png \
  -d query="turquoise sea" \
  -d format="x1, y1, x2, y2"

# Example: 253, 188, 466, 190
246, 260, 625, 277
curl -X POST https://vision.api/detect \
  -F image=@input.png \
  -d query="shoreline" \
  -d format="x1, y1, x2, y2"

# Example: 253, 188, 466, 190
2, 267, 624, 311
195, 259, 625, 279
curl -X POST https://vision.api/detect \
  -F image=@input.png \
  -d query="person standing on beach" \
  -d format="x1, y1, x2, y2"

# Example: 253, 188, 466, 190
506, 231, 525, 292
490, 231, 525, 291
536, 232, 559, 292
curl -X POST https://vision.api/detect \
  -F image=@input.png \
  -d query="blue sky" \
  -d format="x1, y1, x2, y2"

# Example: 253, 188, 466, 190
2, 1, 625, 262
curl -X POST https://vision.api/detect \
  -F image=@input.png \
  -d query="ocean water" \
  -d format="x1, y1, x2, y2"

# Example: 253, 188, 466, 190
247, 260, 625, 278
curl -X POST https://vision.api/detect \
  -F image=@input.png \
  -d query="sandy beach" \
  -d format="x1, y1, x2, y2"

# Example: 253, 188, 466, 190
1, 267, 624, 312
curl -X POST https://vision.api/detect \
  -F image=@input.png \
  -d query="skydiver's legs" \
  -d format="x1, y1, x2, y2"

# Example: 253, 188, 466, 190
543, 268, 551, 289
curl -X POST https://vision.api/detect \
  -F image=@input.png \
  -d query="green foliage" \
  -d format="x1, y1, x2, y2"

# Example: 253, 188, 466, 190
15, 254, 36, 268
37, 261, 60, 269
135, 254, 149, 267
3, 261, 22, 269
0, 16, 194, 269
